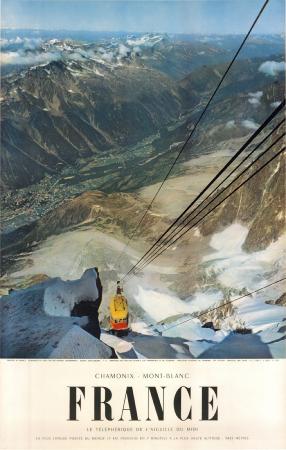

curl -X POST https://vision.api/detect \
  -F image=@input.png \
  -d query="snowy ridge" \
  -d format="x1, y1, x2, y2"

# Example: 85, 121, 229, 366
1, 33, 165, 70
44, 268, 100, 317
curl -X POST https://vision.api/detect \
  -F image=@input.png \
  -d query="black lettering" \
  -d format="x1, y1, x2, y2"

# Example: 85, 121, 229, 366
119, 387, 139, 421
68, 386, 85, 421
201, 386, 218, 421
93, 387, 113, 421
174, 387, 192, 421
146, 387, 165, 421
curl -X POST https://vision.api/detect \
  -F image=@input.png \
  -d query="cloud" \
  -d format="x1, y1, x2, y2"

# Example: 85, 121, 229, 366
226, 120, 235, 129
0, 50, 61, 66
0, 43, 98, 66
248, 98, 260, 106
248, 91, 263, 100
0, 36, 43, 50
271, 101, 281, 108
132, 46, 142, 55
248, 91, 263, 107
241, 119, 260, 131
258, 61, 285, 77
0, 32, 161, 69
118, 43, 130, 58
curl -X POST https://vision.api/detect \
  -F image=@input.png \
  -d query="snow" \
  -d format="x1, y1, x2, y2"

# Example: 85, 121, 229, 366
204, 224, 285, 293
205, 223, 248, 260
0, 279, 88, 358
193, 228, 200, 238
241, 119, 260, 130
50, 326, 112, 358
101, 332, 133, 354
93, 68, 103, 77
130, 224, 285, 358
187, 289, 224, 313
5, 219, 285, 359
259, 322, 286, 358
126, 34, 163, 47
134, 286, 192, 322
131, 321, 156, 335
43, 268, 100, 317
11, 228, 133, 280
235, 296, 286, 332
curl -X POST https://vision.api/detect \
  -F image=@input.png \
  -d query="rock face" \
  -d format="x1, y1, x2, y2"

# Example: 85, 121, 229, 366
50, 326, 112, 359
266, 292, 286, 306
0, 55, 191, 189
14, 190, 169, 248
199, 137, 285, 252
43, 268, 101, 316
0, 268, 108, 358
1, 33, 284, 190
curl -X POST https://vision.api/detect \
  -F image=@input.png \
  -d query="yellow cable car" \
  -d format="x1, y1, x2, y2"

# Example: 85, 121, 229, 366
109, 282, 129, 335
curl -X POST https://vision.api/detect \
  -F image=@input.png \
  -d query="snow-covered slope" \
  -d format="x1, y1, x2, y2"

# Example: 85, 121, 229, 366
0, 269, 108, 358
44, 268, 100, 316
50, 326, 112, 358
125, 224, 286, 359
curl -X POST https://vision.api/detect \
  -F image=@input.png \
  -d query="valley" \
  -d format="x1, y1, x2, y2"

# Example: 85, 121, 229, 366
0, 30, 285, 358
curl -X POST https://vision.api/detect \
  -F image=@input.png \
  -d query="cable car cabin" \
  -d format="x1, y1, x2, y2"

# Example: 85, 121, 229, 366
109, 290, 129, 335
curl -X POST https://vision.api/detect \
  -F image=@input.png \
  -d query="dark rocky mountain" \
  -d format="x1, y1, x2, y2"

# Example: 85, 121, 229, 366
1, 33, 284, 190
1, 33, 285, 262
1, 57, 193, 189
199, 133, 285, 252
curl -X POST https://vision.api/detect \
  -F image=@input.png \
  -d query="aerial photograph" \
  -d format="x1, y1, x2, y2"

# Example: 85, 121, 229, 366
0, 0, 285, 359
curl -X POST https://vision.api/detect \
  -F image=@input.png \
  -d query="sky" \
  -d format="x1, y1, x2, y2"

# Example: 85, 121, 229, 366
1, 0, 285, 35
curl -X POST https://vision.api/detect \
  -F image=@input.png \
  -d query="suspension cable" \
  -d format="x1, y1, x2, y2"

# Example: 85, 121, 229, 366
119, 0, 270, 262
123, 101, 285, 278
132, 146, 285, 276
130, 132, 285, 274
161, 277, 286, 333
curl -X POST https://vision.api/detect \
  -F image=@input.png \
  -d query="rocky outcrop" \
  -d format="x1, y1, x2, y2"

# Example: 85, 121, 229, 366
0, 268, 109, 358
15, 190, 169, 247
49, 326, 112, 359
199, 135, 285, 252
266, 292, 286, 306
1, 55, 191, 189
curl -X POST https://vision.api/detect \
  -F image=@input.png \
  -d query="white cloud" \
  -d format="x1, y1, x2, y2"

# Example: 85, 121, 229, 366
271, 101, 281, 108
248, 98, 260, 106
258, 60, 285, 77
133, 46, 142, 55
118, 43, 130, 58
248, 91, 263, 100
226, 120, 235, 129
0, 50, 61, 66
0, 36, 43, 50
247, 91, 263, 107
241, 119, 260, 130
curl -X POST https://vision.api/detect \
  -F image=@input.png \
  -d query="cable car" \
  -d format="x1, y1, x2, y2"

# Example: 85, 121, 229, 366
109, 282, 129, 335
